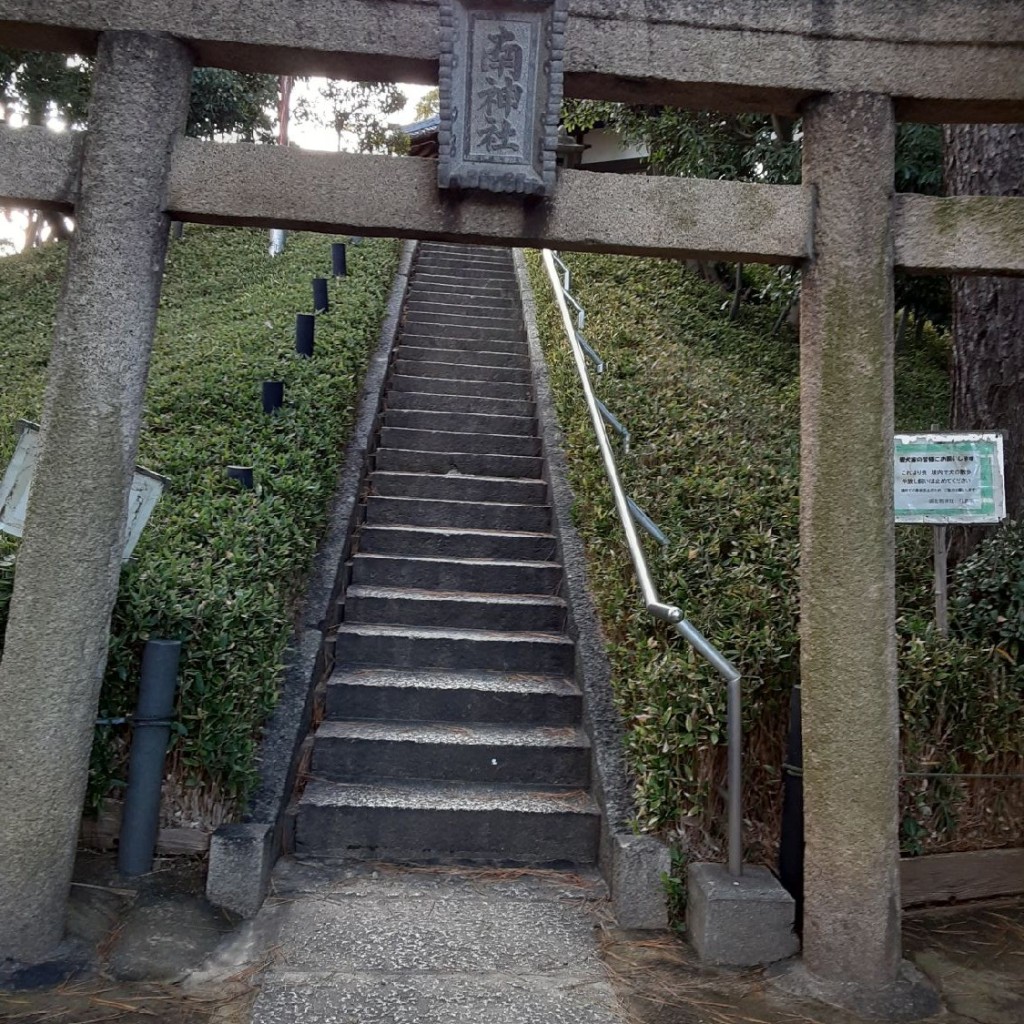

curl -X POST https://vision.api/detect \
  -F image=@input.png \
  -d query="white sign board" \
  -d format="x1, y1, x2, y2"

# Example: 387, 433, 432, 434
894, 432, 1006, 525
0, 421, 167, 559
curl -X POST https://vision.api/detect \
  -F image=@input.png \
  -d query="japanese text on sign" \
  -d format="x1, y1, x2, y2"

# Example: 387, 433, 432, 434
894, 433, 1005, 524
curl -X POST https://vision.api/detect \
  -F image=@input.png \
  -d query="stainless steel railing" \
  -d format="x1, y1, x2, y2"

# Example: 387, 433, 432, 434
542, 249, 744, 877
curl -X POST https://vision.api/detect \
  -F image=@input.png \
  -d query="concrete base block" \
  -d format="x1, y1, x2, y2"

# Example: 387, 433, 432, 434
206, 823, 274, 918
611, 834, 671, 930
686, 862, 799, 966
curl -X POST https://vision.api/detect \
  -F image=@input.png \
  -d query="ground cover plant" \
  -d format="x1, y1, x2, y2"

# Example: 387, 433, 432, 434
0, 228, 399, 826
526, 251, 1023, 866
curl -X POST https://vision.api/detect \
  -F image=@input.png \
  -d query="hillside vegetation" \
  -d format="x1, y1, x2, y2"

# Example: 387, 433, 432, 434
0, 228, 399, 827
527, 251, 1023, 863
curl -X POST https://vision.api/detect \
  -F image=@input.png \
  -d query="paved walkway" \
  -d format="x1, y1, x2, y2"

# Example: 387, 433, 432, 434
196, 859, 627, 1023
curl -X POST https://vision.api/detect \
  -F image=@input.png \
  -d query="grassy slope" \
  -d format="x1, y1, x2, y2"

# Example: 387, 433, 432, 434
0, 228, 399, 823
527, 251, 1021, 861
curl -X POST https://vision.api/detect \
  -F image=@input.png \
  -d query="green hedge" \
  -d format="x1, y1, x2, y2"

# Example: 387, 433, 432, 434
0, 228, 399, 822
527, 251, 1022, 859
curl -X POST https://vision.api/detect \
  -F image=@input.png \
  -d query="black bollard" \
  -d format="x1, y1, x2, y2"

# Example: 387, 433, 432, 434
226, 465, 254, 489
118, 640, 182, 876
778, 682, 804, 933
295, 313, 315, 357
262, 380, 284, 414
331, 242, 347, 278
312, 277, 329, 314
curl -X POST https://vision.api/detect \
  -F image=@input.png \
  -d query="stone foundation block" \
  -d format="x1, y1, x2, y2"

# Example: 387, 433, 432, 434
686, 862, 799, 966
206, 823, 274, 918
612, 834, 671, 929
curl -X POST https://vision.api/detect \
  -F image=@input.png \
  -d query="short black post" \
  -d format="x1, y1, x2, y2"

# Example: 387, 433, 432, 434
312, 277, 329, 314
118, 639, 181, 876
331, 242, 347, 278
295, 313, 315, 357
226, 465, 254, 489
262, 380, 284, 414
778, 682, 805, 932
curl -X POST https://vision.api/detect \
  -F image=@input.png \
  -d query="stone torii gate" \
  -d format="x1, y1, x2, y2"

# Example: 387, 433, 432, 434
0, 0, 1022, 1015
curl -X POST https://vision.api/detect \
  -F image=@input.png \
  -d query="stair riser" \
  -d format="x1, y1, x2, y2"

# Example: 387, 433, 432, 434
406, 290, 519, 310
417, 260, 514, 277
398, 333, 528, 358
401, 319, 524, 343
295, 805, 599, 864
311, 737, 589, 787
350, 556, 562, 595
343, 592, 565, 632
357, 526, 556, 561
371, 472, 547, 504
365, 496, 551, 531
386, 391, 535, 418
393, 360, 531, 384
378, 427, 541, 457
410, 273, 514, 294
389, 372, 531, 400
397, 345, 528, 370
405, 299, 520, 319
326, 679, 580, 725
383, 409, 536, 436
335, 630, 574, 674
373, 448, 543, 480
419, 248, 512, 266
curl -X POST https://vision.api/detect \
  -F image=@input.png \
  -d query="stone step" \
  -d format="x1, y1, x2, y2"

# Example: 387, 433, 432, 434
364, 494, 551, 532
419, 245, 512, 264
379, 426, 541, 458
393, 359, 531, 384
418, 257, 515, 276
386, 389, 535, 419
311, 720, 590, 787
406, 297, 521, 318
401, 318, 524, 343
383, 407, 536, 437
373, 447, 543, 480
325, 667, 580, 724
295, 779, 599, 864
357, 524, 557, 562
398, 332, 528, 357
371, 470, 547, 505
397, 344, 528, 370
349, 552, 562, 595
343, 583, 566, 632
405, 305, 522, 330
406, 288, 519, 310
334, 621, 574, 675
389, 371, 531, 401
410, 269, 512, 290
411, 272, 517, 295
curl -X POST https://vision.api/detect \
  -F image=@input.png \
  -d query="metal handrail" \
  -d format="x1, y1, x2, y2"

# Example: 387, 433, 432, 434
541, 249, 744, 877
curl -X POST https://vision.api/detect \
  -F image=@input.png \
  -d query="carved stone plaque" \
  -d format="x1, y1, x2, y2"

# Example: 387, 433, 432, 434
438, 0, 566, 197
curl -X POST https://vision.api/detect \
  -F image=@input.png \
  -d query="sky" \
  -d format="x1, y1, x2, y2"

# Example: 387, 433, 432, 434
0, 78, 433, 254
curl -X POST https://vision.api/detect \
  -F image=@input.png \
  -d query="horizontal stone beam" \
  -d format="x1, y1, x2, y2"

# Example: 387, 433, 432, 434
0, 126, 81, 210
166, 139, 808, 264
894, 195, 1024, 276
3, 126, 1022, 275
1, 0, 1023, 121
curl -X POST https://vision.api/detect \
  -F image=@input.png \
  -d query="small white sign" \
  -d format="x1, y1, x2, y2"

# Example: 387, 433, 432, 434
894, 432, 1006, 525
0, 420, 167, 559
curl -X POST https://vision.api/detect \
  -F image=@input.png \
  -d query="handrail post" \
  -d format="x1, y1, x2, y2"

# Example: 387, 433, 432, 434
727, 674, 743, 877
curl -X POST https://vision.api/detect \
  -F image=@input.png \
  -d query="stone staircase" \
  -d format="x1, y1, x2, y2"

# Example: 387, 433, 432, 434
294, 242, 600, 866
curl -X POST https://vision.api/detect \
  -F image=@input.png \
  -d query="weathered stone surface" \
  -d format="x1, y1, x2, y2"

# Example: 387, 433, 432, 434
206, 823, 274, 919
0, 31, 192, 962
610, 834, 670, 930
894, 194, 1024, 276
438, 0, 564, 196
798, 92, 903, 995
2, 0, 1023, 120
686, 862, 798, 966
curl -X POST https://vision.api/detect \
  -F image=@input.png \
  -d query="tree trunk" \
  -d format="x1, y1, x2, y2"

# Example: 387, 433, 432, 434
944, 124, 1024, 560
